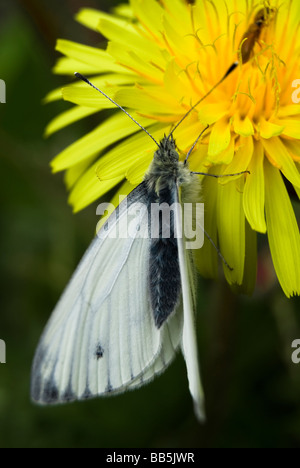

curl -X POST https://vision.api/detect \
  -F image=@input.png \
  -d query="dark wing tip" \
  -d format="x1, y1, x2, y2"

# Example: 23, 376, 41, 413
30, 344, 61, 405
42, 380, 60, 404
30, 374, 60, 405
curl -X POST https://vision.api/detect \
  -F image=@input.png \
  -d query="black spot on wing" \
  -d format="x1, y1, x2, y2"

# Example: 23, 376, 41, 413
95, 343, 104, 360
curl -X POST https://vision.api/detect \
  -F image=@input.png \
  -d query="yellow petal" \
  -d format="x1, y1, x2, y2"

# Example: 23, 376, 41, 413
69, 162, 124, 213
53, 58, 107, 76
233, 115, 254, 137
113, 4, 134, 19
264, 159, 300, 297
283, 139, 300, 162
205, 137, 235, 166
289, 0, 300, 30
262, 137, 300, 188
243, 141, 266, 233
220, 136, 253, 182
208, 117, 231, 158
115, 86, 184, 115
162, 16, 193, 63
98, 18, 164, 65
45, 73, 134, 103
51, 113, 156, 172
162, 0, 192, 35
198, 102, 230, 125
273, 119, 300, 139
45, 106, 100, 137
210, 137, 235, 165
194, 168, 220, 279
192, 0, 229, 44
76, 8, 131, 32
126, 156, 153, 185
107, 42, 164, 83
241, 221, 257, 295
188, 145, 209, 172
217, 177, 245, 285
44, 87, 63, 103
231, 221, 257, 295
97, 125, 166, 179
259, 119, 285, 139
47, 71, 146, 133
65, 156, 96, 190
277, 105, 300, 118
172, 120, 208, 153
130, 0, 164, 38
75, 8, 108, 31
56, 39, 122, 70
62, 85, 117, 108
164, 60, 196, 105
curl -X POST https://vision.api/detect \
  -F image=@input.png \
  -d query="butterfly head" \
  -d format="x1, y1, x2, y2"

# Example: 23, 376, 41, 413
154, 135, 179, 166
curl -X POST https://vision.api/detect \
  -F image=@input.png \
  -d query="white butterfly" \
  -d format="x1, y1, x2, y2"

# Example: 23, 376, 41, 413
31, 129, 205, 420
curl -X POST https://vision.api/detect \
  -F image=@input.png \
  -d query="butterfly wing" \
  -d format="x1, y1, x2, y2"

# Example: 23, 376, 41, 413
31, 183, 182, 404
125, 303, 183, 390
175, 182, 205, 421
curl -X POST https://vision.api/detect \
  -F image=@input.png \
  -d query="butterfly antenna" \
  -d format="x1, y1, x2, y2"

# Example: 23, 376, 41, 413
74, 72, 160, 148
168, 62, 238, 140
184, 125, 210, 164
191, 170, 250, 178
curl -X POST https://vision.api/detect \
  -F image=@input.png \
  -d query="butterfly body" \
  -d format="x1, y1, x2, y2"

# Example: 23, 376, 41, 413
145, 136, 200, 328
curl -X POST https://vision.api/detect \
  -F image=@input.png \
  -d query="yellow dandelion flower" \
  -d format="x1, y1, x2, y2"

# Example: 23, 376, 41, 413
46, 0, 300, 297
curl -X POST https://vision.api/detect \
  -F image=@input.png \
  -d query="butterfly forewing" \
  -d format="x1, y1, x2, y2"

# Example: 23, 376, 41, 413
31, 183, 182, 404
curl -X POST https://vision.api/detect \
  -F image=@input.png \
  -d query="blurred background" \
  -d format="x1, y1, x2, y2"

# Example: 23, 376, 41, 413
1, 0, 300, 449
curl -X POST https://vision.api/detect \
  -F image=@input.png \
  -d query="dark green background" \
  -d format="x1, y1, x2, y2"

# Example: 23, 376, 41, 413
1, 0, 300, 448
